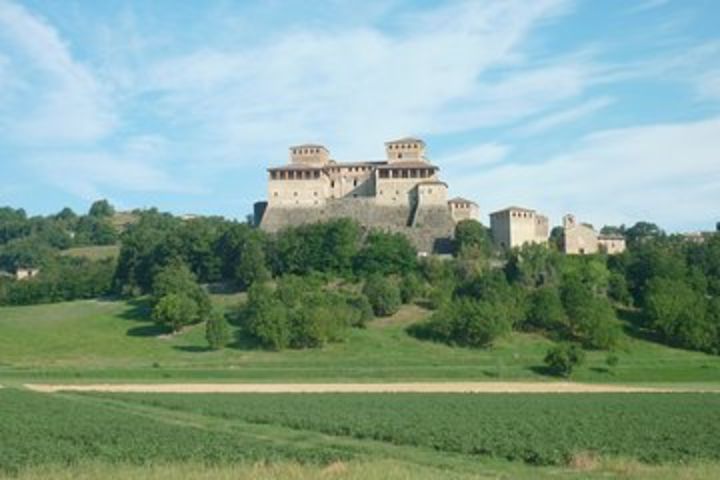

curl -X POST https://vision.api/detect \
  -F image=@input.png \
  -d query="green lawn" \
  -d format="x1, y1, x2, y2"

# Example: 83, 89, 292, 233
1, 297, 719, 385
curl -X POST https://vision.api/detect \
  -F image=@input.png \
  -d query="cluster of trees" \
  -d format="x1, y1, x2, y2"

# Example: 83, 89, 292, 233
241, 275, 373, 350
4, 198, 720, 360
114, 214, 417, 294
609, 230, 720, 353
410, 245, 621, 350
0, 200, 121, 305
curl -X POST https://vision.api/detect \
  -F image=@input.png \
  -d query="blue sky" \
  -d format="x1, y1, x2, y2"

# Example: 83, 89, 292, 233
0, 0, 719, 231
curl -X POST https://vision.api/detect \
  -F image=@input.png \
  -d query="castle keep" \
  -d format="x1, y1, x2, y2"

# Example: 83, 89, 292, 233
256, 138, 477, 253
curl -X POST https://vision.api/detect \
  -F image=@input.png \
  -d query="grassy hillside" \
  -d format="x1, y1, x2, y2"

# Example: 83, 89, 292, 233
1, 297, 719, 385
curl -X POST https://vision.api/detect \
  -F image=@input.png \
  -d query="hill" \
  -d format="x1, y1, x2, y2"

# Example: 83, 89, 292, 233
1, 296, 719, 386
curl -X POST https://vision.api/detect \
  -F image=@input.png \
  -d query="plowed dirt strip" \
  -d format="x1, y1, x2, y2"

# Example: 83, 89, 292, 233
23, 382, 688, 393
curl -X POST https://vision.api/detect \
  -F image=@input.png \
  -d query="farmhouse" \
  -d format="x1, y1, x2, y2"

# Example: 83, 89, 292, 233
256, 138, 479, 254
563, 214, 626, 255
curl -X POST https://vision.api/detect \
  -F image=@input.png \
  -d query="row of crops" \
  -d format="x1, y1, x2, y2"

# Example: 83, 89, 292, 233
0, 389, 351, 474
102, 392, 720, 465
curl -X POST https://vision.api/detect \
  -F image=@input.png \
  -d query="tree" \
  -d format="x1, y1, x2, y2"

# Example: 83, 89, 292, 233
88, 199, 115, 218
243, 282, 290, 350
362, 274, 402, 316
544, 343, 585, 377
235, 233, 270, 289
152, 293, 198, 332
454, 220, 493, 256
645, 277, 714, 352
206, 308, 231, 350
400, 273, 423, 304
608, 272, 632, 305
152, 263, 211, 324
548, 226, 564, 251
412, 297, 512, 348
525, 287, 567, 332
354, 231, 417, 276
625, 221, 663, 246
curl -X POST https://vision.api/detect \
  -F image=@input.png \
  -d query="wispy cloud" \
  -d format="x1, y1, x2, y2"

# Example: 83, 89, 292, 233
513, 97, 614, 136
450, 116, 720, 230
0, 0, 115, 144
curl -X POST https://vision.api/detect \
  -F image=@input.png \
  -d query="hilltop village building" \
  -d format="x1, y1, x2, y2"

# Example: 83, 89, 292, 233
489, 206, 550, 249
256, 138, 479, 253
562, 214, 626, 255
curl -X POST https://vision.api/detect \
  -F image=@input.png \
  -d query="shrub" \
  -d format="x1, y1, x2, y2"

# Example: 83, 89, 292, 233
400, 273, 423, 304
544, 343, 585, 377
152, 293, 198, 332
412, 297, 512, 348
206, 308, 231, 350
363, 275, 401, 317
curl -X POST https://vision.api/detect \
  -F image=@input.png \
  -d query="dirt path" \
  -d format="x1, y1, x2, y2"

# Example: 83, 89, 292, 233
23, 381, 694, 394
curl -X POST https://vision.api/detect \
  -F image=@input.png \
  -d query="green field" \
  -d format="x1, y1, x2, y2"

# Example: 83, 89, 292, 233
1, 297, 720, 385
97, 392, 720, 465
2, 388, 720, 479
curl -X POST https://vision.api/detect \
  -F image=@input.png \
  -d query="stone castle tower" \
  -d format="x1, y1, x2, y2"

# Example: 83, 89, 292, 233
255, 138, 478, 254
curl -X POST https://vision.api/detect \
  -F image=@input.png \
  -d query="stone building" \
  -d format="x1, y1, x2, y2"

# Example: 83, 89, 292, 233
256, 138, 478, 254
563, 214, 626, 255
489, 206, 549, 249
15, 267, 40, 281
448, 197, 480, 223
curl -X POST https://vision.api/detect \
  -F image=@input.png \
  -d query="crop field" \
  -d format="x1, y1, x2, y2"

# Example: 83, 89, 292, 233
0, 388, 351, 476
97, 392, 720, 466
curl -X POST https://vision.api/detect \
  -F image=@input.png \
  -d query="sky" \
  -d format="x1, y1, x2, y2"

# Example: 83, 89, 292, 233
0, 0, 719, 232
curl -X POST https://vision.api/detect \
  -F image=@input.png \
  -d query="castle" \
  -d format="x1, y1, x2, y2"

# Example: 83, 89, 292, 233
255, 138, 478, 253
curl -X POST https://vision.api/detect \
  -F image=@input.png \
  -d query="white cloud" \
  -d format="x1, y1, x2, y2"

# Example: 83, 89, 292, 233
138, 0, 579, 161
697, 70, 720, 101
441, 143, 511, 168
0, 0, 115, 143
27, 142, 204, 202
513, 97, 614, 136
449, 116, 720, 231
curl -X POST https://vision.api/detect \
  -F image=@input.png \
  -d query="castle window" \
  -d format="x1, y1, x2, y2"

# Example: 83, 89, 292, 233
293, 192, 298, 197
313, 191, 318, 196
331, 180, 335, 188
398, 153, 403, 159
273, 192, 278, 197
353, 179, 358, 187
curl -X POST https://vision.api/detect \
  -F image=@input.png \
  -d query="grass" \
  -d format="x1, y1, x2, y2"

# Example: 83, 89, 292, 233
1, 297, 720, 385
6, 459, 720, 480
60, 245, 120, 261
2, 388, 720, 479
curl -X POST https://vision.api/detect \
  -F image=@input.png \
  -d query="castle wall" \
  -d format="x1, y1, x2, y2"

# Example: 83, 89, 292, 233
267, 175, 328, 207
449, 202, 479, 222
260, 198, 454, 254
376, 177, 421, 206
326, 166, 375, 198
